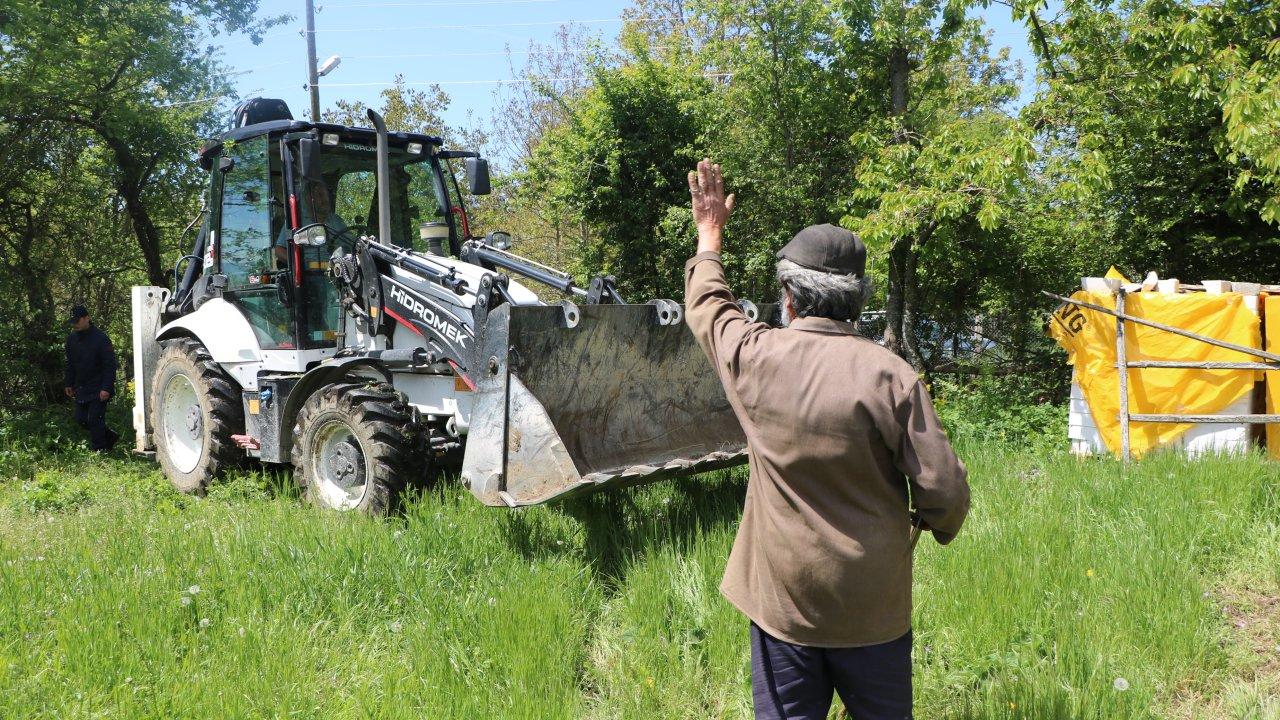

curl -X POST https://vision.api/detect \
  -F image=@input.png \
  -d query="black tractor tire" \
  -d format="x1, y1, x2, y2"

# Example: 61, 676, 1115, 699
291, 381, 426, 515
150, 337, 244, 494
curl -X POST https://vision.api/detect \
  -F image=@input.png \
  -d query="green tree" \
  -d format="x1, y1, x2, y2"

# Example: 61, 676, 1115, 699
0, 0, 285, 286
528, 61, 712, 299
834, 0, 1031, 369
1021, 0, 1280, 284
0, 0, 283, 405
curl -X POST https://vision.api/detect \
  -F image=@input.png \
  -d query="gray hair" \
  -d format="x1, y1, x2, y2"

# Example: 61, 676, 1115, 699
776, 259, 872, 325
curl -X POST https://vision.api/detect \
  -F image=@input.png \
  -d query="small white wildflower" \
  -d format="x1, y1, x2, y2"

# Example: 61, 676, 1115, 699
199, 618, 210, 628
388, 620, 402, 633
662, 497, 671, 505
1113, 677, 1130, 692
556, 540, 564, 546
393, 530, 404, 539
487, 597, 496, 607
180, 596, 192, 607
187, 585, 201, 596
238, 627, 246, 638
124, 677, 132, 684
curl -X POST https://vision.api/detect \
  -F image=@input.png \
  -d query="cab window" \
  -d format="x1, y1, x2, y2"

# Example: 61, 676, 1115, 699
218, 136, 293, 349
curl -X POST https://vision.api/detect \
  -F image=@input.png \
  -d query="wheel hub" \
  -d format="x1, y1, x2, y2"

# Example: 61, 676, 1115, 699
312, 421, 368, 510
326, 440, 364, 487
185, 405, 202, 438
160, 373, 205, 475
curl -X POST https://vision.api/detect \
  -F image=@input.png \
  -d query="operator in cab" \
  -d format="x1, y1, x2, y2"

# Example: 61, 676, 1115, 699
63, 305, 119, 453
683, 159, 970, 720
273, 180, 351, 266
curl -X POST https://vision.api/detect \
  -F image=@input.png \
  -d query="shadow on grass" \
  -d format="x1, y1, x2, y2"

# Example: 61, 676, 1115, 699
502, 469, 748, 593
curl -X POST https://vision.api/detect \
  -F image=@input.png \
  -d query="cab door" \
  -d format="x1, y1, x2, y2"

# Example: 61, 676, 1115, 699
216, 136, 296, 349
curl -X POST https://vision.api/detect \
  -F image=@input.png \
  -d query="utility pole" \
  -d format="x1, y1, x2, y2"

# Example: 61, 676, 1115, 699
305, 0, 321, 122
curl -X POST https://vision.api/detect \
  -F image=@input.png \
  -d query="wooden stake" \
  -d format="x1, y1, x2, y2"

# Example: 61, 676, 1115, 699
1116, 290, 1131, 462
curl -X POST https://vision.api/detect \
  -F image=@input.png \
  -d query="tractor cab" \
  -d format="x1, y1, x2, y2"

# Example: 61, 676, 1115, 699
173, 98, 486, 357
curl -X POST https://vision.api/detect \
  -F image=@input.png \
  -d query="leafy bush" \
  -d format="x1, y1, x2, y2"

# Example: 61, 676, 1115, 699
10, 470, 93, 513
931, 373, 1064, 451
0, 408, 89, 483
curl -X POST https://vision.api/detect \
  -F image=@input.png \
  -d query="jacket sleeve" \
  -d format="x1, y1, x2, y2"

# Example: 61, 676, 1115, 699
100, 333, 117, 396
891, 378, 970, 544
63, 337, 75, 389
683, 252, 767, 381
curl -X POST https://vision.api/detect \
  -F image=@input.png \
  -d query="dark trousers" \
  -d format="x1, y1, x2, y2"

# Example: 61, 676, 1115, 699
751, 622, 912, 720
74, 399, 117, 451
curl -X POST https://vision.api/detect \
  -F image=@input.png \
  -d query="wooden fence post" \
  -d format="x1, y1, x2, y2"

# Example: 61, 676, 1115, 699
1116, 289, 1131, 461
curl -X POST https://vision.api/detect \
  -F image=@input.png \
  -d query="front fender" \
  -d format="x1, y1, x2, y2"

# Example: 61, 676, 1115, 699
276, 357, 392, 460
156, 298, 262, 364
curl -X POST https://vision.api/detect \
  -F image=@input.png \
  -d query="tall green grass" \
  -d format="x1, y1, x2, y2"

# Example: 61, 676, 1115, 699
1, 433, 1277, 718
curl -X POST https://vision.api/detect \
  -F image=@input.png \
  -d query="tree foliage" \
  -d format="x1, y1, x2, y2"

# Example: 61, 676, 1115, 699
0, 0, 282, 404
4, 0, 1279, 408
529, 61, 712, 299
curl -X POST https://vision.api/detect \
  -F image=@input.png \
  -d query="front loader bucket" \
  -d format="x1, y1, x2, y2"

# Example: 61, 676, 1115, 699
462, 302, 772, 506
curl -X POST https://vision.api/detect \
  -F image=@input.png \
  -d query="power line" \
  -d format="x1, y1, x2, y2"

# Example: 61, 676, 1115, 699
316, 72, 730, 88
317, 78, 583, 87
313, 17, 643, 33
154, 94, 232, 109
154, 85, 287, 108
344, 46, 662, 60
321, 0, 563, 7
228, 60, 297, 76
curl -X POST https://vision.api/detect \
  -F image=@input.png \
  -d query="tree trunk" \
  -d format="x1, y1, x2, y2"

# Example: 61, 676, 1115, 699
101, 134, 166, 286
883, 235, 923, 371
882, 43, 923, 369
889, 45, 909, 123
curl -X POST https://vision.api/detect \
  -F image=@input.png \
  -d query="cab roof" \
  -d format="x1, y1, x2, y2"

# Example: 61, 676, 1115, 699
198, 120, 445, 170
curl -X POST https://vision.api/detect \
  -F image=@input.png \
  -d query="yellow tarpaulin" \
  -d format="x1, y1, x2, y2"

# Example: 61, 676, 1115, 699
1049, 290, 1261, 458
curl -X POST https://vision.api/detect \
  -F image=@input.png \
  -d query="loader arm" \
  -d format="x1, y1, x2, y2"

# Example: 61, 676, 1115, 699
320, 110, 778, 507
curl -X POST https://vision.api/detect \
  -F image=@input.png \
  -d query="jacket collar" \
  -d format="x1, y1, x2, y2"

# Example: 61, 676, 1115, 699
787, 316, 858, 336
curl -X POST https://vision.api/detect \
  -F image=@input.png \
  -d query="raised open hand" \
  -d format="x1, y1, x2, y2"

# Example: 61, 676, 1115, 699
688, 158, 735, 253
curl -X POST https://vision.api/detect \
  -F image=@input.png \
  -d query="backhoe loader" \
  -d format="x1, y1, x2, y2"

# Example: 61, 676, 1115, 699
131, 98, 770, 512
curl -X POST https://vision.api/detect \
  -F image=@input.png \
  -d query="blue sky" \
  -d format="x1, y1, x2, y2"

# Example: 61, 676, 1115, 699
213, 0, 1039, 138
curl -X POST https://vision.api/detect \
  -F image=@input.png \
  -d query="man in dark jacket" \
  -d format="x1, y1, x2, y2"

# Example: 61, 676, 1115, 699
64, 305, 119, 452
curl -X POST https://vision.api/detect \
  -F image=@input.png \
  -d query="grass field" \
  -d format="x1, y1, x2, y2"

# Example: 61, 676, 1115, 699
1, 415, 1278, 718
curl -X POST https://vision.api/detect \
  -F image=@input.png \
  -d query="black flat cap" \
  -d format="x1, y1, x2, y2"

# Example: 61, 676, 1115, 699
67, 305, 89, 324
776, 224, 866, 276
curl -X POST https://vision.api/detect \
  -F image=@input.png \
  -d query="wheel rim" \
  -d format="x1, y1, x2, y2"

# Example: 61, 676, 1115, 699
310, 419, 369, 510
161, 373, 204, 474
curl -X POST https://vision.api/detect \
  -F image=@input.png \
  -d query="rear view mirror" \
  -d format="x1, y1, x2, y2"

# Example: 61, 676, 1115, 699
484, 231, 511, 250
465, 157, 491, 196
299, 138, 322, 182
293, 223, 329, 247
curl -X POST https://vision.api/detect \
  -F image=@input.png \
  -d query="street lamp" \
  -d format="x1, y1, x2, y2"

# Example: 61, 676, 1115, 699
317, 54, 341, 78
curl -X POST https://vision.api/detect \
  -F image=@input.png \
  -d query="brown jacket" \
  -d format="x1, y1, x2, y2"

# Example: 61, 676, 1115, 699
685, 251, 970, 647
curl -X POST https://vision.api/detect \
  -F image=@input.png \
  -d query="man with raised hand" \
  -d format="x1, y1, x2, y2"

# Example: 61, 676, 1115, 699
683, 158, 970, 720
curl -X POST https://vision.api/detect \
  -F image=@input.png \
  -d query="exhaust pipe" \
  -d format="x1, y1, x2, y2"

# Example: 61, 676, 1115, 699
366, 109, 393, 247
